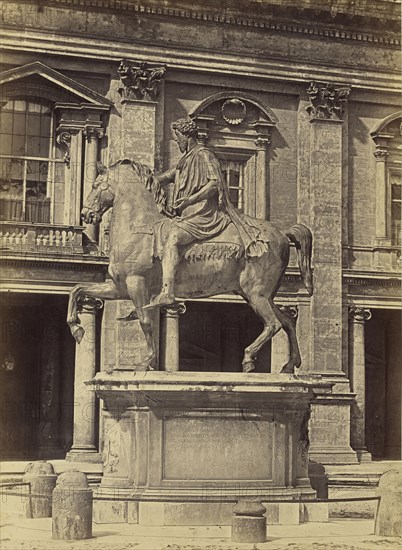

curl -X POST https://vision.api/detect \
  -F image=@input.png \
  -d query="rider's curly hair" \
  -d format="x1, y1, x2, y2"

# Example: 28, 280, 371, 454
172, 117, 198, 139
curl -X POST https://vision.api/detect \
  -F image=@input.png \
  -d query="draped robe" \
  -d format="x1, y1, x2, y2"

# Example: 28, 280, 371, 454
172, 144, 269, 257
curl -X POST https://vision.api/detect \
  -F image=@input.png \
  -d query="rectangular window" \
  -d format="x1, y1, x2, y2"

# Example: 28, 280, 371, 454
220, 160, 245, 212
0, 99, 63, 223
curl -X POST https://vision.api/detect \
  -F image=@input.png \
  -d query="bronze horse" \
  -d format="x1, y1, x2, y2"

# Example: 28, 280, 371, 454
68, 159, 313, 373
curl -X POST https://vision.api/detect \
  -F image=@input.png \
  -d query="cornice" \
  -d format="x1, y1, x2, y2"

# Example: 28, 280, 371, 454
343, 271, 401, 286
14, 0, 399, 48
1, 29, 399, 94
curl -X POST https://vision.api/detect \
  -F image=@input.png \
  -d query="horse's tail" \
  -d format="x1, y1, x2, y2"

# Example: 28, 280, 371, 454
285, 224, 313, 296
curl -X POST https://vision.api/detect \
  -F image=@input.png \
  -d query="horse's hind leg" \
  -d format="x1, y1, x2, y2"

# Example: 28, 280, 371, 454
241, 292, 282, 373
271, 303, 301, 373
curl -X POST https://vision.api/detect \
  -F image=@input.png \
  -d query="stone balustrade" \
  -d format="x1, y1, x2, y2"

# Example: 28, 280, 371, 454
0, 221, 84, 255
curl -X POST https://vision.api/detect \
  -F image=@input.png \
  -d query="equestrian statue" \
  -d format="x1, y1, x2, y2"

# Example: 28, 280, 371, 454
68, 117, 313, 373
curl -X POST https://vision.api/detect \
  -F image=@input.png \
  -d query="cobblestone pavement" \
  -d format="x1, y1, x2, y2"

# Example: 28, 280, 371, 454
1, 495, 400, 550
0, 517, 401, 550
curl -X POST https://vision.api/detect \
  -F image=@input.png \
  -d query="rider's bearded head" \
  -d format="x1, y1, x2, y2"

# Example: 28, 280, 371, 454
172, 118, 198, 152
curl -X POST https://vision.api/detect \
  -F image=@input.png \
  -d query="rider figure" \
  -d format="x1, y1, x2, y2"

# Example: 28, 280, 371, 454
145, 117, 230, 309
145, 117, 267, 310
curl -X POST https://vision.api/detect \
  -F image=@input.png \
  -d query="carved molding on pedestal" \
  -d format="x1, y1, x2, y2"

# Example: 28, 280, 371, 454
117, 59, 166, 102
349, 306, 372, 324
306, 81, 350, 120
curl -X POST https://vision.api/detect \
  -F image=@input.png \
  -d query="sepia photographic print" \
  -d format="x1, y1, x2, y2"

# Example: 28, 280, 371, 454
0, 1, 401, 548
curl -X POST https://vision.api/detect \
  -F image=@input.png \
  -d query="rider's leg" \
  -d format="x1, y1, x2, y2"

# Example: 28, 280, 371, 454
144, 225, 194, 309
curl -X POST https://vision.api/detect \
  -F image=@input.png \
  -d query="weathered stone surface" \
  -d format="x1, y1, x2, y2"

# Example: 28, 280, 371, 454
52, 470, 92, 540
22, 461, 57, 519
303, 502, 329, 523
232, 498, 267, 542
232, 499, 266, 516
278, 503, 301, 525
375, 469, 402, 537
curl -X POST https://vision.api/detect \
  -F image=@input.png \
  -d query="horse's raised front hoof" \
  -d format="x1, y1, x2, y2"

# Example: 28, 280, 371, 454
242, 361, 255, 373
71, 325, 85, 344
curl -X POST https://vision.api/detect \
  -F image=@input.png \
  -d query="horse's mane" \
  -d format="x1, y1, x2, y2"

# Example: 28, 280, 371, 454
109, 158, 169, 215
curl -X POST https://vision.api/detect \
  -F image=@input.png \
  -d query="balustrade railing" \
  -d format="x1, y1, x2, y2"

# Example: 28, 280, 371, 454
0, 221, 84, 255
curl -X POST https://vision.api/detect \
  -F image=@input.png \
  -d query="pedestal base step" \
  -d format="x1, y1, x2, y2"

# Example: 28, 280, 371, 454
93, 500, 329, 526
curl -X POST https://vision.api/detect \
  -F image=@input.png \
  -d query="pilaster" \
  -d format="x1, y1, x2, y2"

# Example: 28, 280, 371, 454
306, 82, 357, 464
307, 81, 350, 376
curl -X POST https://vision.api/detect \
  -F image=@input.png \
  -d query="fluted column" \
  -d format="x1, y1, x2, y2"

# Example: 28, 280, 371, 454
67, 297, 103, 462
271, 306, 298, 373
349, 306, 372, 462
83, 126, 104, 242
160, 303, 186, 372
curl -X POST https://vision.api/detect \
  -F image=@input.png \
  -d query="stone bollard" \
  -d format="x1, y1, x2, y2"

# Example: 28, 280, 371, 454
22, 460, 57, 518
231, 499, 267, 543
52, 470, 92, 540
375, 469, 401, 537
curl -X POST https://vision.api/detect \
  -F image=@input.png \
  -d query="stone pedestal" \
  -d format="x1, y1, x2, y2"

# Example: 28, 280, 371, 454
90, 372, 332, 525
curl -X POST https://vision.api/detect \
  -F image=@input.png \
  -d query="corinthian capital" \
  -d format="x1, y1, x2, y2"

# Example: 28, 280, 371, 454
306, 81, 350, 120
83, 126, 105, 142
117, 59, 166, 102
349, 307, 372, 323
373, 148, 389, 160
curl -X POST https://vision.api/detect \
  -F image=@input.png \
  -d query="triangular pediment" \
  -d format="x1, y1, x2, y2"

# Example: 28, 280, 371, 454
0, 62, 112, 107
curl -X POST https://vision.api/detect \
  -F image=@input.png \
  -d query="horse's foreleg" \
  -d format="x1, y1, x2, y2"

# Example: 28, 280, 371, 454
272, 303, 301, 373
241, 292, 282, 373
126, 275, 157, 371
67, 280, 120, 342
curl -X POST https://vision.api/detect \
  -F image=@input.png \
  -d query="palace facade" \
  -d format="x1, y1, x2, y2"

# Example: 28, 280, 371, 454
0, 0, 400, 470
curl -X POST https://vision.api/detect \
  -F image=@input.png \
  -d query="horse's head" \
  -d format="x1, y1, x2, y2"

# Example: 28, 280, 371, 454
81, 164, 115, 224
